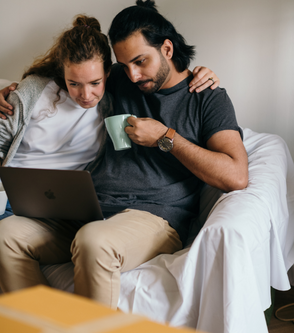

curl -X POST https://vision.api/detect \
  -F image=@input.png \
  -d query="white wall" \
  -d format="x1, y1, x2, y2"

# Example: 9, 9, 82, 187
1, 0, 293, 157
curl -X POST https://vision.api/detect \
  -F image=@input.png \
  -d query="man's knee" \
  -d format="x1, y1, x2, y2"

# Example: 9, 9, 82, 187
72, 221, 114, 257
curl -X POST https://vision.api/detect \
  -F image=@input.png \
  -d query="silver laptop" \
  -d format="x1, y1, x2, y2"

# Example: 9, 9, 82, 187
0, 167, 104, 222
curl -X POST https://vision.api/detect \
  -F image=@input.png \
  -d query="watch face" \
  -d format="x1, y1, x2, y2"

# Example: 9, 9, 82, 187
158, 137, 173, 152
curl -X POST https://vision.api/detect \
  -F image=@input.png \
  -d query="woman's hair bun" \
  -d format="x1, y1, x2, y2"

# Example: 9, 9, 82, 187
73, 15, 101, 32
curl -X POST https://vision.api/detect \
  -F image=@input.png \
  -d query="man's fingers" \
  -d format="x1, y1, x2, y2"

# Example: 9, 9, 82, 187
0, 84, 17, 116
126, 115, 137, 126
0, 102, 14, 116
9, 82, 18, 91
0, 112, 8, 120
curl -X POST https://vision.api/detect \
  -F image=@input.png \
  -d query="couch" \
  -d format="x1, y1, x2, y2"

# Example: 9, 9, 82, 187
0, 79, 294, 333
40, 128, 294, 333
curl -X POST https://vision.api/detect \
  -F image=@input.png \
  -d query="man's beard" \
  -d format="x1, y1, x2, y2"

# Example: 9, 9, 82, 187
136, 54, 170, 95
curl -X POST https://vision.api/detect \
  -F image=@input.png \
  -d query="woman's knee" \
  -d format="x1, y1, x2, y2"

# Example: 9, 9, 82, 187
0, 216, 21, 243
0, 216, 29, 258
0, 216, 48, 254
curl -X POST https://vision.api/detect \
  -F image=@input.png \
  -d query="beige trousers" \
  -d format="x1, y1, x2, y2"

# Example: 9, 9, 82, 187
0, 209, 182, 308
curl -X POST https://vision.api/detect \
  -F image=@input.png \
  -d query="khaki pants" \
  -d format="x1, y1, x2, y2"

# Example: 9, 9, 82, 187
0, 209, 182, 308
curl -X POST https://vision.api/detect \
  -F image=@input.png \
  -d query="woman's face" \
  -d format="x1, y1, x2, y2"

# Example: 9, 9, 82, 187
64, 58, 108, 109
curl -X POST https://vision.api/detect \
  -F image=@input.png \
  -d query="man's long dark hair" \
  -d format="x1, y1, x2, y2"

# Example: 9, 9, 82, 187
108, 0, 195, 73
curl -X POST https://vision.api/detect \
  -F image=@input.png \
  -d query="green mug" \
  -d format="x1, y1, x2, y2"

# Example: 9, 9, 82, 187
104, 114, 136, 151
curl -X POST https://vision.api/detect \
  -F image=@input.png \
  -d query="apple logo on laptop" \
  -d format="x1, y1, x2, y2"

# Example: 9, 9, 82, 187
44, 190, 56, 200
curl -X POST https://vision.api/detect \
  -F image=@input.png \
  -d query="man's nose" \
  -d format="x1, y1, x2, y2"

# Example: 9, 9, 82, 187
127, 67, 141, 83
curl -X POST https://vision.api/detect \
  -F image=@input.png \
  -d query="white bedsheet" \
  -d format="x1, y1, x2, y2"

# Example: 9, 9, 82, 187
40, 128, 294, 333
1, 77, 293, 331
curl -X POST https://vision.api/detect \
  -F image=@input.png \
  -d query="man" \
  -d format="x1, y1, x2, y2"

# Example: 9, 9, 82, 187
0, 0, 248, 310
74, 0, 246, 308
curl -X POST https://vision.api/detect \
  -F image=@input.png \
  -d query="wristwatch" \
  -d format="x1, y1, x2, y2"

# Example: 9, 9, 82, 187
158, 128, 176, 152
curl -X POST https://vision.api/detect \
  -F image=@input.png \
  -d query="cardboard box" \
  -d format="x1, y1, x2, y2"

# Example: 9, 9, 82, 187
0, 286, 206, 333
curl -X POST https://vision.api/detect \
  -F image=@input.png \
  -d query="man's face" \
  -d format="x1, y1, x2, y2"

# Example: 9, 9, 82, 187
113, 32, 171, 94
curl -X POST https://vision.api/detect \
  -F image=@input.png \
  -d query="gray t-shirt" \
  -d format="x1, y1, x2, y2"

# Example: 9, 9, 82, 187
91, 65, 242, 242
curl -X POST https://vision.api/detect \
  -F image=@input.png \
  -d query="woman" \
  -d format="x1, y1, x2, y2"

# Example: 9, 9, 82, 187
0, 15, 113, 169
0, 15, 114, 217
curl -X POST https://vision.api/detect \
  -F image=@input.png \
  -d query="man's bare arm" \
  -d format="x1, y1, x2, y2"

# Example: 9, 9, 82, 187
170, 130, 248, 191
126, 117, 248, 192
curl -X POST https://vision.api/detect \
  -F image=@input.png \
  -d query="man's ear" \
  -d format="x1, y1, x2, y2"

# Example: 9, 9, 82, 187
161, 39, 173, 60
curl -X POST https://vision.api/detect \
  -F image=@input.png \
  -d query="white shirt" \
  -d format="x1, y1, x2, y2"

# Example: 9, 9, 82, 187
10, 80, 104, 170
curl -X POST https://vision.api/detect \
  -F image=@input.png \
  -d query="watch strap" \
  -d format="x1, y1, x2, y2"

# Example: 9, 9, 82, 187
165, 128, 176, 140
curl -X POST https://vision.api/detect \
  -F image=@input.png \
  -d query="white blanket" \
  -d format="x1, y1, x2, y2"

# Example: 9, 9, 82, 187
40, 128, 294, 333
1, 80, 293, 333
